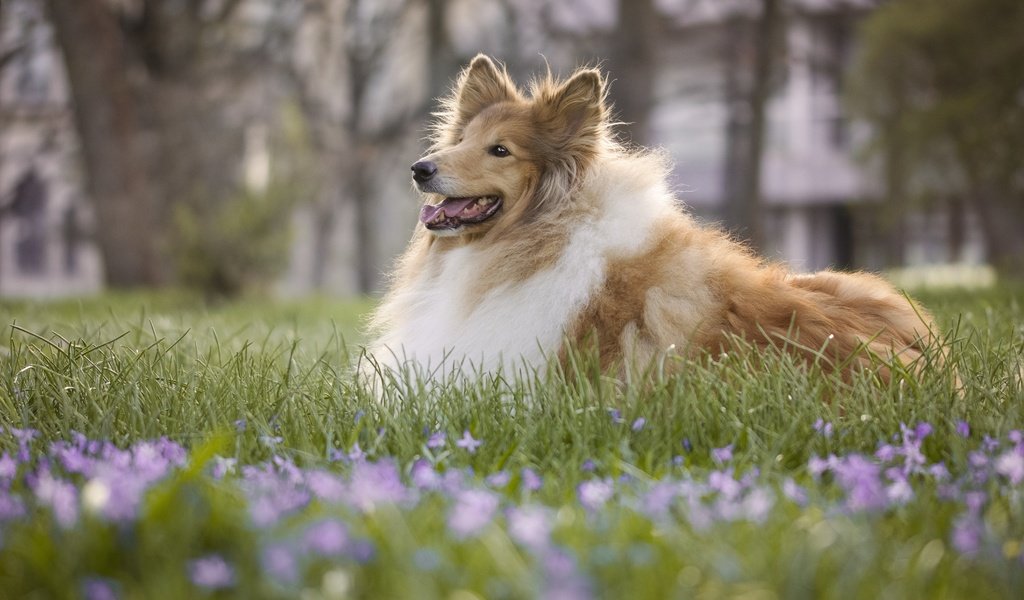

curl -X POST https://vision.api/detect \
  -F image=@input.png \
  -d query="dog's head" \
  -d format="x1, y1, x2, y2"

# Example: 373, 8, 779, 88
412, 55, 609, 237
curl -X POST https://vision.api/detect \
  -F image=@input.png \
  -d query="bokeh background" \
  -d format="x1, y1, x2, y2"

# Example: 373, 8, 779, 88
1, 0, 1020, 299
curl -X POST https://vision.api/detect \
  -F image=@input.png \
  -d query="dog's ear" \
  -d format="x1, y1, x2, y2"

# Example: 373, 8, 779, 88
534, 69, 608, 157
443, 55, 518, 137
542, 69, 606, 130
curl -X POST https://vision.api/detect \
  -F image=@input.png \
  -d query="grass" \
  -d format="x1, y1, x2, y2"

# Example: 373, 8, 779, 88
0, 286, 1022, 599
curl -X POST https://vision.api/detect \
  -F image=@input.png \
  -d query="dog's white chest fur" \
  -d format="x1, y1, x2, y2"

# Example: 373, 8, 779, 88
371, 166, 671, 377
377, 242, 601, 375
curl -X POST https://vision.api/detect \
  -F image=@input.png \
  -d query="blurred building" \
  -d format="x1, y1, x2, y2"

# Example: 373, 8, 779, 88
645, 0, 985, 271
0, 0, 102, 297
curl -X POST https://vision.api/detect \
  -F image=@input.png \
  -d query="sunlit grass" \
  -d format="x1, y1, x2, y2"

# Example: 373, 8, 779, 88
0, 287, 1021, 598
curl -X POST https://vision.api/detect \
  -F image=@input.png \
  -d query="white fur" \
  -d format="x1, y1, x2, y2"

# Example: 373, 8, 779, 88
372, 155, 673, 378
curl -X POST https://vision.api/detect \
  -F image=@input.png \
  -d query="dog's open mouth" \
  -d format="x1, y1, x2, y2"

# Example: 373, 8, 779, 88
419, 196, 502, 230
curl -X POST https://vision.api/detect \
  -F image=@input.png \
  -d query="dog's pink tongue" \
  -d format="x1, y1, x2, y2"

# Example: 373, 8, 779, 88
419, 198, 477, 224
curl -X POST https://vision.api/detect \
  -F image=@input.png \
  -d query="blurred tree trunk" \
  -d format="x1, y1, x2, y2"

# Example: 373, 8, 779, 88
343, 0, 435, 294
44, 0, 165, 286
608, 0, 658, 146
955, 141, 1024, 277
722, 0, 784, 251
427, 0, 459, 103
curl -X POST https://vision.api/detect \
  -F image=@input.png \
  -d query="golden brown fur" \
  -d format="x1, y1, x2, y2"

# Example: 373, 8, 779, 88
369, 55, 942, 383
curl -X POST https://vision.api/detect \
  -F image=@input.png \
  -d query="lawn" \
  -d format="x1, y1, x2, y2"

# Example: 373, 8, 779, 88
0, 286, 1022, 599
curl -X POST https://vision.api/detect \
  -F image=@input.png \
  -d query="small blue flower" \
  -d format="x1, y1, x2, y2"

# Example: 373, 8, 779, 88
711, 444, 734, 465
456, 430, 482, 454
81, 577, 119, 600
427, 432, 446, 449
188, 555, 235, 590
521, 468, 543, 491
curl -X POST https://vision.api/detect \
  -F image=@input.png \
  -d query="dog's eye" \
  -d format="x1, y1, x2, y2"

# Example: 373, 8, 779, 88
489, 145, 510, 158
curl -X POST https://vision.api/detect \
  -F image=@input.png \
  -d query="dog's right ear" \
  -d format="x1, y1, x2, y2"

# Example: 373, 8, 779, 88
436, 55, 518, 145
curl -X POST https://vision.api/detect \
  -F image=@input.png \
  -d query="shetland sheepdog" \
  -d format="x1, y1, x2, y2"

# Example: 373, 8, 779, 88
368, 54, 939, 382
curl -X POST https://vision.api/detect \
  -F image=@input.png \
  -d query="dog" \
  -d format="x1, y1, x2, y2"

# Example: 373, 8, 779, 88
368, 54, 940, 382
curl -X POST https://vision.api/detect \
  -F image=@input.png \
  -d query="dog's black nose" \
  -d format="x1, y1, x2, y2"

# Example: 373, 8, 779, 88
411, 160, 437, 183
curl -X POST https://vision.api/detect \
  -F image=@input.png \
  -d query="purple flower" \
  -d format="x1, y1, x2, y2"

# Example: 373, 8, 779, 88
272, 456, 303, 484
994, 449, 1024, 485
242, 466, 311, 526
32, 469, 78, 528
875, 444, 897, 462
455, 430, 482, 454
81, 577, 119, 600
305, 470, 345, 502
0, 490, 26, 520
631, 418, 647, 432
347, 459, 407, 511
259, 435, 284, 448
964, 491, 987, 514
956, 421, 971, 438
0, 452, 16, 480
233, 419, 247, 432
608, 409, 624, 424
507, 506, 553, 550
782, 478, 808, 505
541, 550, 593, 600
1009, 430, 1023, 446
708, 469, 742, 499
411, 459, 440, 490
914, 421, 933, 440
642, 482, 679, 518
711, 444, 733, 465
578, 478, 614, 511
303, 519, 348, 556
262, 544, 298, 584
521, 468, 543, 492
808, 454, 835, 478
10, 427, 38, 462
486, 471, 511, 488
188, 555, 235, 590
682, 438, 693, 453
886, 477, 914, 505
351, 540, 376, 563
581, 459, 596, 472
951, 516, 983, 555
928, 462, 950, 481
741, 487, 774, 523
813, 419, 834, 438
448, 489, 499, 538
211, 456, 237, 479
347, 442, 366, 463
51, 442, 94, 476
427, 432, 446, 449
832, 455, 886, 511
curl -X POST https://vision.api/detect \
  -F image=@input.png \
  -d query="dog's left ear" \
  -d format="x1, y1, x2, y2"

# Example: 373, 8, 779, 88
455, 55, 519, 117
535, 69, 608, 155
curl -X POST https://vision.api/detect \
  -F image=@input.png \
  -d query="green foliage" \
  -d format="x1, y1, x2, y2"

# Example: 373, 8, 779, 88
171, 101, 319, 298
173, 182, 297, 298
847, 0, 1024, 276
0, 289, 1022, 598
